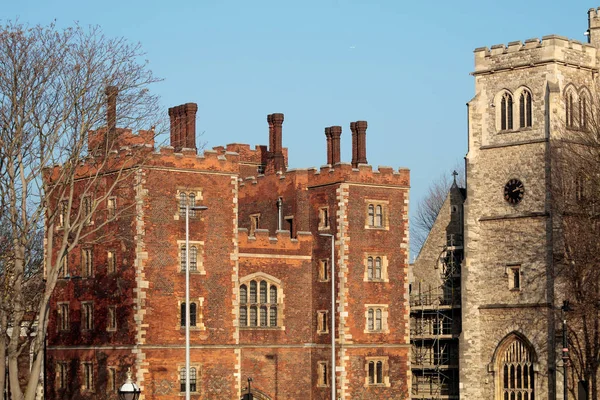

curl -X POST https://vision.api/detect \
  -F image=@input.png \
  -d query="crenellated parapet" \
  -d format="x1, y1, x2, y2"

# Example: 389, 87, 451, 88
238, 162, 409, 190
88, 127, 155, 157
144, 147, 241, 173
238, 228, 312, 255
473, 35, 598, 75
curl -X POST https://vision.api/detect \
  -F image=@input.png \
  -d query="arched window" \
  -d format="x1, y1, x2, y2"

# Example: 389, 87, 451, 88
367, 360, 384, 385
375, 205, 383, 227
260, 281, 267, 303
180, 302, 197, 327
249, 281, 257, 303
566, 91, 575, 128
375, 257, 382, 280
180, 246, 186, 271
367, 257, 374, 279
501, 92, 513, 130
368, 309, 374, 331
375, 309, 382, 331
179, 193, 187, 215
368, 204, 375, 227
188, 193, 196, 216
180, 367, 197, 392
240, 276, 282, 328
519, 91, 532, 128
189, 246, 197, 271
496, 334, 535, 400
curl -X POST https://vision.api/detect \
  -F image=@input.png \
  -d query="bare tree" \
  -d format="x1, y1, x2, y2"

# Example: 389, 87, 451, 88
411, 164, 465, 258
551, 93, 600, 400
0, 22, 161, 400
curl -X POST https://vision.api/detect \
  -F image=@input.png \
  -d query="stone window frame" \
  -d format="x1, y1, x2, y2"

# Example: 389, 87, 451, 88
363, 253, 389, 282
57, 199, 68, 230
56, 360, 68, 389
57, 302, 69, 332
364, 356, 390, 387
507, 264, 521, 291
174, 187, 204, 221
176, 240, 205, 275
58, 251, 69, 278
81, 247, 93, 278
177, 297, 206, 331
239, 272, 284, 330
107, 305, 117, 332
107, 196, 117, 219
316, 310, 329, 334
178, 363, 200, 394
81, 301, 94, 331
317, 361, 329, 387
82, 195, 94, 226
107, 249, 117, 274
249, 213, 261, 237
491, 333, 537, 400
318, 206, 330, 230
81, 361, 94, 392
364, 200, 389, 230
318, 259, 330, 282
107, 366, 118, 393
364, 304, 390, 334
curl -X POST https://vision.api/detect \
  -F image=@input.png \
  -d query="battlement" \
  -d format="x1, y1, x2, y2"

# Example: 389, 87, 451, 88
238, 228, 312, 254
143, 147, 240, 173
473, 34, 597, 74
238, 162, 410, 189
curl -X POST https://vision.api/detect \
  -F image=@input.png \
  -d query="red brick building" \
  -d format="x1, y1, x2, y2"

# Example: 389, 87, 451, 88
45, 97, 411, 399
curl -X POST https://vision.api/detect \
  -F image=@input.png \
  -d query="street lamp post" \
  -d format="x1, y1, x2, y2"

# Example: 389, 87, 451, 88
320, 233, 335, 400
185, 203, 208, 400
118, 368, 141, 400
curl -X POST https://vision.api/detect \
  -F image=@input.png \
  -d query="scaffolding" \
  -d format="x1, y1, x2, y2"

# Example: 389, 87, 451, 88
410, 234, 462, 400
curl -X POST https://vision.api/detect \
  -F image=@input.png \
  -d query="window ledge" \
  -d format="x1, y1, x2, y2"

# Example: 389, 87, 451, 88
179, 270, 206, 275
366, 279, 389, 283
364, 226, 389, 231
240, 326, 284, 331
317, 331, 329, 335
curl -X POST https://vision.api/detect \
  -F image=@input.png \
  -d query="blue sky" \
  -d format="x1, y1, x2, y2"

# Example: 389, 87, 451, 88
4, 0, 596, 255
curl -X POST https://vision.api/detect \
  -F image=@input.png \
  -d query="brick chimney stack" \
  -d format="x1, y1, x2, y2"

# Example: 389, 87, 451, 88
324, 127, 332, 165
184, 103, 198, 150
350, 121, 368, 167
330, 126, 342, 165
105, 86, 118, 146
168, 103, 198, 153
267, 113, 286, 173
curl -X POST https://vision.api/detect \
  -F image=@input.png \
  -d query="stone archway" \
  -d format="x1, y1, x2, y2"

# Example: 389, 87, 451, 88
492, 332, 537, 400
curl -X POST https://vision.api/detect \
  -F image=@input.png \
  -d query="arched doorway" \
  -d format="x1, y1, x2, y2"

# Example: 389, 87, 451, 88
493, 332, 537, 400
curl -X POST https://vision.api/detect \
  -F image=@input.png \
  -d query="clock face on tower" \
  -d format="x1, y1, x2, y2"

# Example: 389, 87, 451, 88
504, 179, 525, 204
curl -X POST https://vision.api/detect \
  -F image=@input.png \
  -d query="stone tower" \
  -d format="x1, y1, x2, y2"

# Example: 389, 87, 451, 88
460, 9, 600, 400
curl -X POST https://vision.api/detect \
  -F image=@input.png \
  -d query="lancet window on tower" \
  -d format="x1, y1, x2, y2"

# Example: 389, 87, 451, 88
519, 90, 532, 128
501, 92, 513, 131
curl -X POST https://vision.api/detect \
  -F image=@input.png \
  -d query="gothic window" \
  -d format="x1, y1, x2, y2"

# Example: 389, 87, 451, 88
317, 361, 329, 387
366, 255, 387, 281
107, 197, 117, 218
319, 207, 330, 229
58, 252, 68, 278
107, 250, 116, 274
81, 248, 93, 277
180, 245, 198, 272
366, 305, 388, 333
365, 357, 389, 386
82, 196, 93, 224
107, 367, 117, 392
188, 193, 196, 217
57, 361, 68, 389
82, 362, 94, 391
107, 306, 117, 331
366, 201, 388, 229
239, 275, 282, 328
519, 90, 532, 128
579, 90, 591, 131
317, 311, 328, 334
566, 90, 576, 128
179, 191, 201, 217
496, 334, 536, 400
58, 303, 69, 331
81, 302, 93, 331
179, 193, 187, 216
319, 259, 330, 282
501, 92, 514, 130
180, 367, 197, 392
180, 302, 197, 327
